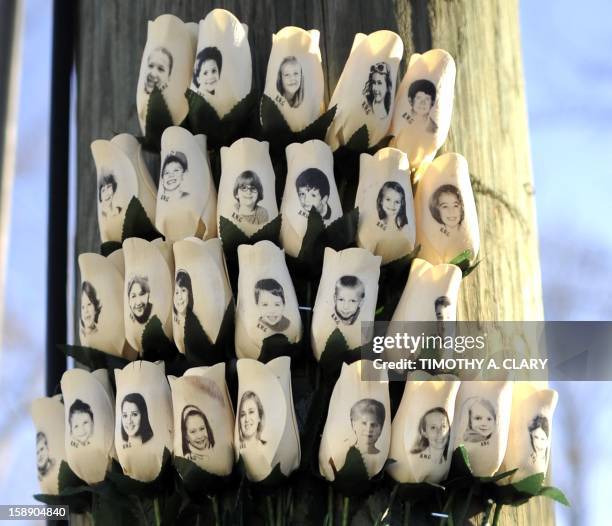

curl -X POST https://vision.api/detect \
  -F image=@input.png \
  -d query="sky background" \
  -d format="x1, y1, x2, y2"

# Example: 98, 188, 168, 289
0, 1, 610, 524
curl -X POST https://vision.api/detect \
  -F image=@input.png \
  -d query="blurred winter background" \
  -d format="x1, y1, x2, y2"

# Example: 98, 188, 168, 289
0, 1, 610, 524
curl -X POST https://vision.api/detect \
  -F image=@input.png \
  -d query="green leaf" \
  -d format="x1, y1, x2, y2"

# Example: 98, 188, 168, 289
366, 134, 393, 154
183, 302, 234, 366
539, 485, 570, 506
59, 344, 129, 371
376, 246, 420, 321
174, 456, 230, 498
395, 480, 445, 504
319, 329, 352, 379
186, 88, 222, 133
330, 446, 371, 496
479, 468, 518, 484
250, 214, 282, 244
259, 333, 302, 363
260, 94, 292, 141
106, 449, 172, 498
511, 472, 545, 496
296, 105, 337, 143
121, 196, 163, 242
141, 315, 178, 362
345, 125, 370, 153
58, 460, 88, 493
323, 208, 359, 251
100, 241, 122, 257
445, 446, 473, 485
142, 85, 174, 152
219, 216, 250, 252
297, 208, 326, 260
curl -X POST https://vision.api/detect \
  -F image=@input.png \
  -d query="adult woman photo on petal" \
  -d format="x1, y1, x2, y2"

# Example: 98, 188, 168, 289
238, 391, 266, 450
120, 392, 154, 446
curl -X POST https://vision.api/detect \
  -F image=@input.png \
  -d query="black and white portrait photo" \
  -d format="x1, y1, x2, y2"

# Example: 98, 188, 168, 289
36, 431, 55, 480
173, 269, 194, 331
238, 391, 266, 450
254, 278, 290, 332
434, 296, 452, 321
295, 168, 331, 220
193, 46, 222, 97
232, 170, 269, 226
402, 79, 438, 134
121, 393, 154, 447
276, 56, 304, 108
350, 399, 385, 455
68, 399, 94, 447
362, 62, 392, 119
332, 275, 365, 326
144, 46, 173, 94
181, 404, 215, 464
428, 184, 465, 237
462, 398, 497, 443
98, 173, 122, 219
376, 181, 409, 231
410, 407, 450, 464
80, 281, 101, 339
528, 414, 550, 467
160, 151, 190, 202
127, 275, 153, 325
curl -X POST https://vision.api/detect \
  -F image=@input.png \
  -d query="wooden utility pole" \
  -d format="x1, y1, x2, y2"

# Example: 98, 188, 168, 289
74, 1, 550, 523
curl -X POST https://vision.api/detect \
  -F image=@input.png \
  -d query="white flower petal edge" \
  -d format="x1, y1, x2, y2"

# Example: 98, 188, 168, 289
319, 361, 391, 480
263, 26, 324, 131
391, 49, 456, 171
60, 369, 115, 484
387, 371, 460, 483
30, 395, 66, 495
168, 363, 235, 476
114, 361, 173, 482
355, 147, 416, 263
156, 127, 217, 241
414, 153, 480, 265
90, 134, 157, 243
235, 357, 300, 481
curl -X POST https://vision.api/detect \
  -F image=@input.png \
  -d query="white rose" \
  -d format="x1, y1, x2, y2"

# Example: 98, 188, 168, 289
61, 369, 115, 484
123, 238, 174, 353
30, 395, 66, 495
450, 381, 513, 477
391, 49, 456, 170
235, 357, 300, 481
326, 31, 403, 150
78, 250, 136, 359
387, 371, 460, 483
136, 14, 197, 133
114, 360, 173, 482
172, 237, 233, 353
311, 247, 381, 360
168, 363, 234, 475
217, 138, 279, 237
90, 134, 157, 243
263, 26, 324, 131
414, 153, 480, 265
156, 127, 217, 241
355, 147, 416, 263
498, 382, 558, 483
319, 360, 391, 480
279, 140, 342, 257
190, 9, 252, 118
235, 241, 302, 359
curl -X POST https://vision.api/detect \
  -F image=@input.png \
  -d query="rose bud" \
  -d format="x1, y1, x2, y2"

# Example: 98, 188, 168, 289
78, 250, 136, 359
279, 140, 343, 257
498, 382, 558, 483
355, 147, 416, 263
136, 14, 197, 134
387, 372, 459, 483
311, 247, 381, 360
263, 26, 324, 131
326, 31, 403, 150
172, 237, 233, 353
235, 241, 302, 359
168, 363, 234, 475
390, 258, 462, 322
91, 134, 157, 243
319, 360, 391, 480
414, 152, 480, 265
156, 127, 217, 241
390, 49, 456, 170
123, 238, 174, 353
450, 381, 513, 477
217, 138, 279, 237
60, 369, 115, 484
114, 360, 173, 482
30, 395, 66, 495
235, 357, 300, 481
190, 9, 252, 119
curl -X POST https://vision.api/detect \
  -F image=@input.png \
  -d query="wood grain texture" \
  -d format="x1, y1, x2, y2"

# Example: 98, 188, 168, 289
75, 1, 551, 524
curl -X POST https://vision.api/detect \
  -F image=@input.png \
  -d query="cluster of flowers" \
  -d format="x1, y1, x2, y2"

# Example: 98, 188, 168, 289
31, 8, 558, 513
